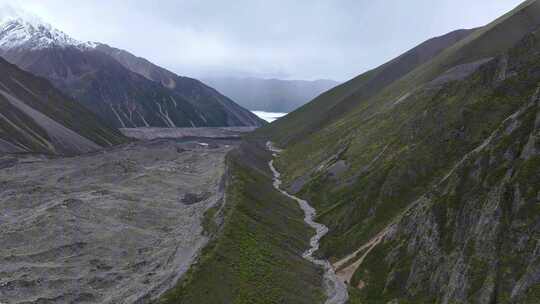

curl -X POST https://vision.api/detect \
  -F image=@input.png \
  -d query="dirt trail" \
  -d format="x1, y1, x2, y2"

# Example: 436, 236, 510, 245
268, 142, 348, 304
333, 228, 391, 285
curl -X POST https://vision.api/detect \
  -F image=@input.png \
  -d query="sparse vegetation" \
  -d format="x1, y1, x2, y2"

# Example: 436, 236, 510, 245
252, 3, 540, 303
159, 142, 325, 304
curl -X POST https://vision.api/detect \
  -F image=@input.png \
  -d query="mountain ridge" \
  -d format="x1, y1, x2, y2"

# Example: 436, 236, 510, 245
0, 14, 265, 128
254, 1, 540, 302
0, 56, 127, 155
259, 27, 477, 144
94, 43, 264, 126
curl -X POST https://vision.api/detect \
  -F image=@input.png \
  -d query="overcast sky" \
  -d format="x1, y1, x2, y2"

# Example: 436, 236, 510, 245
0, 0, 525, 81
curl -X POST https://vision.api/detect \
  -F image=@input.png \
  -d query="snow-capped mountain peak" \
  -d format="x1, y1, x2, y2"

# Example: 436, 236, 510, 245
0, 18, 78, 49
0, 6, 94, 50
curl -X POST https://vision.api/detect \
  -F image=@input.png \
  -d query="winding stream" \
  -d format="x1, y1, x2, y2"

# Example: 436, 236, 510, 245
268, 142, 348, 304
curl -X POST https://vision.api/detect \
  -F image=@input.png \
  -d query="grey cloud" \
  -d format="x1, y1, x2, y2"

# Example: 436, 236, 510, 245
0, 0, 525, 80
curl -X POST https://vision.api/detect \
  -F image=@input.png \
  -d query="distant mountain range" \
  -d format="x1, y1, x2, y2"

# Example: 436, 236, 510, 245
0, 56, 127, 155
202, 77, 339, 113
0, 15, 264, 128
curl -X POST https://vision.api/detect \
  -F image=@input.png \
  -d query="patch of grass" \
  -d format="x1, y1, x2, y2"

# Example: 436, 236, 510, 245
201, 201, 222, 236
467, 255, 489, 298
517, 155, 540, 200
348, 241, 430, 304
347, 287, 365, 304
523, 283, 540, 304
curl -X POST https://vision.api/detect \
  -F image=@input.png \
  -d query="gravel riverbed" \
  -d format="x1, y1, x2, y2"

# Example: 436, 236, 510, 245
0, 138, 233, 304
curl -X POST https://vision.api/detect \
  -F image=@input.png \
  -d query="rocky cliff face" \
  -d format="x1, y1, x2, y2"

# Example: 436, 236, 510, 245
351, 82, 540, 303
94, 44, 264, 127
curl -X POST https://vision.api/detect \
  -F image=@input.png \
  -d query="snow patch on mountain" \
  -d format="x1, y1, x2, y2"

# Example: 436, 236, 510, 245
0, 5, 96, 50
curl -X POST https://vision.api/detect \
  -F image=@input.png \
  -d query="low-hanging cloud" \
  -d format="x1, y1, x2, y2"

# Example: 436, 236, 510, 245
0, 0, 524, 80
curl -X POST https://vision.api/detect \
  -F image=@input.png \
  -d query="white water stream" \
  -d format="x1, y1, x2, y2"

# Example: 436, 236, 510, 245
267, 142, 348, 304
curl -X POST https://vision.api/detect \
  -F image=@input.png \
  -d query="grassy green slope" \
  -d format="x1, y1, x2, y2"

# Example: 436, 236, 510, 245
249, 1, 540, 302
253, 0, 540, 258
159, 141, 324, 304
260, 0, 540, 147
258, 28, 474, 146
301, 31, 540, 259
348, 67, 540, 303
